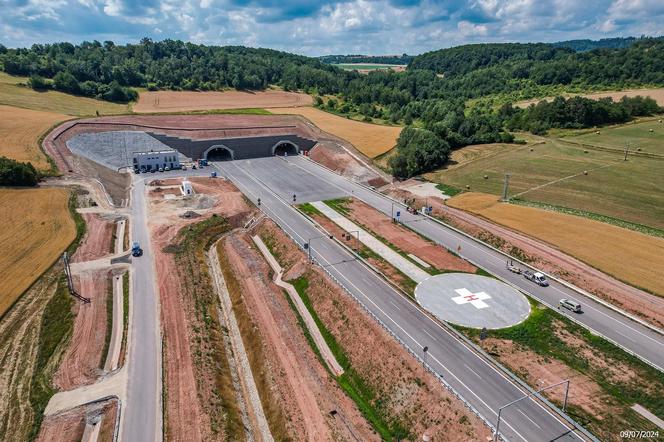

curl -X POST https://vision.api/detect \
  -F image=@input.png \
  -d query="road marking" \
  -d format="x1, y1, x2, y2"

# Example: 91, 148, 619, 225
518, 409, 542, 429
423, 329, 437, 342
219, 159, 581, 442
390, 300, 401, 311
464, 363, 483, 380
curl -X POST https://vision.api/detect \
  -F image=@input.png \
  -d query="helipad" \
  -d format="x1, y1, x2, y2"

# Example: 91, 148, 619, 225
414, 273, 531, 329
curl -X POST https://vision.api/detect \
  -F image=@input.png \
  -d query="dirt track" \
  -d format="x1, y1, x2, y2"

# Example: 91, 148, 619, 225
134, 90, 312, 113
71, 213, 115, 263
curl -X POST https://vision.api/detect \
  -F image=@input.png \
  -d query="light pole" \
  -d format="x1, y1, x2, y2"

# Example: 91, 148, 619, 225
493, 379, 571, 441
304, 234, 333, 262
422, 346, 428, 367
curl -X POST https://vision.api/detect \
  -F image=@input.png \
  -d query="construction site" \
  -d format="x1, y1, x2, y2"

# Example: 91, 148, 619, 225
0, 108, 661, 442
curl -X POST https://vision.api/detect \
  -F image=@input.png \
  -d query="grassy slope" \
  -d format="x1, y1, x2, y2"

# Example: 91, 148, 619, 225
426, 131, 664, 230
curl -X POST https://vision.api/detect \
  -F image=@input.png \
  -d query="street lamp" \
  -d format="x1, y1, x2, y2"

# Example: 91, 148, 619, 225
304, 234, 333, 262
494, 379, 571, 441
422, 346, 428, 366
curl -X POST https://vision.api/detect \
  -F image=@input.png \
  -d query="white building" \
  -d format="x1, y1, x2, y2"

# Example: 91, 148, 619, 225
133, 149, 180, 172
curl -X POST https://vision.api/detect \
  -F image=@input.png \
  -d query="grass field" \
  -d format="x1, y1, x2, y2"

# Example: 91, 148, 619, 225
425, 135, 664, 230
515, 87, 664, 108
0, 188, 76, 317
0, 105, 69, 170
0, 72, 128, 116
446, 193, 664, 296
271, 106, 402, 157
564, 119, 664, 155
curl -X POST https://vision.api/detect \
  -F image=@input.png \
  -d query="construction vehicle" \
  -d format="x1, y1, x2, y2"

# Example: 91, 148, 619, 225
132, 241, 143, 257
523, 270, 548, 286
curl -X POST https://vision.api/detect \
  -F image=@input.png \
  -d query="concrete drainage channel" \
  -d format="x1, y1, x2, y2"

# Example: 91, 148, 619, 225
207, 237, 274, 442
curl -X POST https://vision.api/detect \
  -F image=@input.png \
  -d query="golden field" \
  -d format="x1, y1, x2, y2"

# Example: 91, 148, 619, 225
0, 105, 69, 170
447, 192, 664, 296
271, 106, 402, 158
0, 188, 76, 316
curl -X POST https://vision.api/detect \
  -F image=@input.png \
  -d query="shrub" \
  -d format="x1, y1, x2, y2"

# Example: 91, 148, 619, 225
0, 156, 39, 186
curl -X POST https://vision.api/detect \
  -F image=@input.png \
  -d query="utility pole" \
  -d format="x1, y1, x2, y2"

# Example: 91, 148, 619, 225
624, 140, 630, 161
501, 173, 511, 201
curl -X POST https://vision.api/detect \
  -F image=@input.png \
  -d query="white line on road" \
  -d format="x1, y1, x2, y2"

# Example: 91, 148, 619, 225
518, 409, 543, 430
464, 363, 483, 380
423, 329, 437, 342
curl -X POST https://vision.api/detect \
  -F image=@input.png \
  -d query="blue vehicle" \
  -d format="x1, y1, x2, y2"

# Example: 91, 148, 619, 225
132, 241, 143, 257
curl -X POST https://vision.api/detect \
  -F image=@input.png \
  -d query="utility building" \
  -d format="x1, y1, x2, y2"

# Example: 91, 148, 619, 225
133, 149, 180, 172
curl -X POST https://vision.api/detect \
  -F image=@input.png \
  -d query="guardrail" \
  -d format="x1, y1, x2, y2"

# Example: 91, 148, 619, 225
299, 156, 664, 345
293, 203, 599, 442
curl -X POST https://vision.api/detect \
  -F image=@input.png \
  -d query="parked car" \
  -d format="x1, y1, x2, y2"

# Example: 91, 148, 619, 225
158, 167, 164, 172
192, 164, 197, 170
559, 299, 581, 313
150, 169, 156, 173
523, 270, 549, 286
181, 165, 187, 171
164, 166, 170, 171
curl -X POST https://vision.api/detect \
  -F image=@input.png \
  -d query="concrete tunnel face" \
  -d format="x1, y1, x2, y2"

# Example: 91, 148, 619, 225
272, 141, 299, 157
205, 145, 234, 161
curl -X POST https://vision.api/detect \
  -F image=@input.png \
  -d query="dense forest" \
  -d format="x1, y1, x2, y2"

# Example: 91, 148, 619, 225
551, 36, 663, 52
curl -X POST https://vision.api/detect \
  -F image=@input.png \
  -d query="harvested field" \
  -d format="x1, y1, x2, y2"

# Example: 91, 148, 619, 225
258, 222, 492, 441
447, 193, 664, 296
0, 188, 76, 317
515, 87, 664, 108
53, 270, 111, 390
71, 213, 115, 262
345, 198, 476, 272
0, 73, 128, 116
425, 135, 664, 229
134, 90, 312, 113
0, 265, 68, 441
271, 106, 401, 158
567, 119, 664, 155
0, 105, 69, 170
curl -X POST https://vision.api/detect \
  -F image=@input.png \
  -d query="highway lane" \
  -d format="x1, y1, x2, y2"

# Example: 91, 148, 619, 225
284, 155, 664, 372
214, 158, 584, 442
121, 177, 162, 442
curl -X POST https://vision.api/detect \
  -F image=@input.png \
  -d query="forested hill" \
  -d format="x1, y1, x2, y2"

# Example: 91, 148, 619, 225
0, 39, 353, 101
408, 39, 664, 84
408, 43, 574, 76
552, 36, 664, 52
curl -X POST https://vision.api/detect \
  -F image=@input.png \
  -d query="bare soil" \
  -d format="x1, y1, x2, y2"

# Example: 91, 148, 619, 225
222, 231, 375, 440
346, 198, 476, 272
257, 221, 492, 441
36, 399, 118, 442
71, 213, 115, 263
148, 176, 252, 440
134, 90, 312, 113
309, 140, 388, 186
53, 270, 111, 390
384, 187, 664, 328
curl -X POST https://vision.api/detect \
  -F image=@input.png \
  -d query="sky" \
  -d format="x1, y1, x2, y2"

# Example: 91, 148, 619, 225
1, 0, 663, 56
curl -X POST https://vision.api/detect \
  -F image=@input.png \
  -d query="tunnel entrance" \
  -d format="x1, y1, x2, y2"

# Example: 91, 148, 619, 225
206, 146, 234, 161
272, 141, 298, 157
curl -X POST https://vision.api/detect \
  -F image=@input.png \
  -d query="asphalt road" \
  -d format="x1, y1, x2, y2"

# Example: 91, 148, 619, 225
214, 157, 585, 442
121, 177, 162, 442
285, 155, 664, 372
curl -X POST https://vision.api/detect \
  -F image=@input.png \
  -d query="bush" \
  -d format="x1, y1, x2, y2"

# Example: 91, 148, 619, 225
52, 71, 80, 94
0, 156, 39, 186
28, 75, 50, 91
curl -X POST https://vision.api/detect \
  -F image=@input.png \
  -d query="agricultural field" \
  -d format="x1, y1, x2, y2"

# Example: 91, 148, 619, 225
515, 87, 664, 108
271, 106, 402, 157
564, 118, 664, 155
333, 63, 407, 73
133, 89, 312, 113
0, 188, 76, 317
425, 134, 664, 230
0, 72, 128, 116
446, 193, 664, 296
0, 105, 69, 170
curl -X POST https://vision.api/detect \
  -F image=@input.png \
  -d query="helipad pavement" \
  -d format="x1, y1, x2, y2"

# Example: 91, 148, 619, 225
415, 273, 530, 329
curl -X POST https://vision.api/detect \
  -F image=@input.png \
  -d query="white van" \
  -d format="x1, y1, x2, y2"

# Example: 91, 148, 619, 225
559, 299, 581, 313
